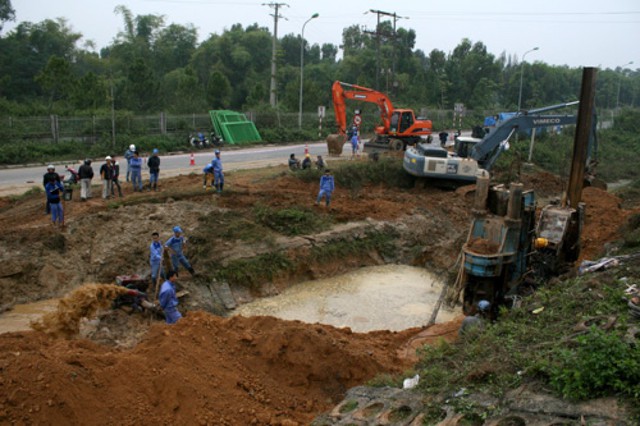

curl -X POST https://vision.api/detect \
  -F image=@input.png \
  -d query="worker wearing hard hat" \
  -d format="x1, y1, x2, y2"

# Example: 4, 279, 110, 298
42, 164, 61, 214
164, 226, 195, 277
211, 149, 224, 193
124, 144, 135, 182
301, 153, 312, 170
459, 300, 491, 336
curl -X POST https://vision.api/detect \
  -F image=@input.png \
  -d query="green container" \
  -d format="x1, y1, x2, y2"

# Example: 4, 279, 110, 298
209, 110, 262, 144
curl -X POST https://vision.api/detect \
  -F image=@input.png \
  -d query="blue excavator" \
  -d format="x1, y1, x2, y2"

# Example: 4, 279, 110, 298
403, 101, 593, 183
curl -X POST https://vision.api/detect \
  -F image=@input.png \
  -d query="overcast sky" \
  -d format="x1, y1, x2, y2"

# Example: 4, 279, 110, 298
4, 0, 639, 70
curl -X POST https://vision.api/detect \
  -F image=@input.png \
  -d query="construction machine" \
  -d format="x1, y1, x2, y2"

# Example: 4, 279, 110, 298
327, 81, 433, 154
452, 68, 599, 317
403, 101, 589, 182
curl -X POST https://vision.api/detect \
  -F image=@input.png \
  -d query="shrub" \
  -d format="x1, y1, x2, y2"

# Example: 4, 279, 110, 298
548, 328, 640, 400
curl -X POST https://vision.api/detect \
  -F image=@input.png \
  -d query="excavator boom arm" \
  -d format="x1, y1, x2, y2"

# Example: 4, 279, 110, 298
470, 101, 596, 170
332, 81, 394, 135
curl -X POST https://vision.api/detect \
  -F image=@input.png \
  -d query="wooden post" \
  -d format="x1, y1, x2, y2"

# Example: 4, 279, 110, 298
566, 67, 597, 209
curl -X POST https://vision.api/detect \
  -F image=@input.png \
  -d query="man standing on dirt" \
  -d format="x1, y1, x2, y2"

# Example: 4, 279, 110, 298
315, 169, 335, 208
147, 149, 160, 191
100, 157, 113, 199
42, 165, 61, 214
129, 151, 143, 192
150, 232, 164, 287
165, 226, 195, 276
78, 159, 94, 201
211, 149, 224, 193
159, 270, 182, 324
45, 176, 65, 227
111, 156, 123, 198
124, 144, 135, 182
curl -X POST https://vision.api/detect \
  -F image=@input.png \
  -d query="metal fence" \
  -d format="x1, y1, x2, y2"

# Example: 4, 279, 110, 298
0, 109, 480, 144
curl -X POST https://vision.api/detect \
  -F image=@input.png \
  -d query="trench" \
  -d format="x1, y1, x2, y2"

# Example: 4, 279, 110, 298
234, 264, 456, 332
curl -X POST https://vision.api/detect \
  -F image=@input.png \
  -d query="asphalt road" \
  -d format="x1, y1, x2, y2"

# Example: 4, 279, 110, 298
0, 141, 338, 196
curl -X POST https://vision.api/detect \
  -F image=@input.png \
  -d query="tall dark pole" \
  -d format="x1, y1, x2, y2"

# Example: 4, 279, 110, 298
566, 67, 597, 209
264, 2, 288, 108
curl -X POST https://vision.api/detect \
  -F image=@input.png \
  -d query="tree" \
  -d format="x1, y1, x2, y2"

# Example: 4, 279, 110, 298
124, 58, 158, 111
152, 24, 197, 75
206, 70, 231, 109
71, 72, 107, 112
34, 55, 75, 112
0, 0, 15, 31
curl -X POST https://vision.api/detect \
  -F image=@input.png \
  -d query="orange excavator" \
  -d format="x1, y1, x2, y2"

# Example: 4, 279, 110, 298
329, 81, 433, 153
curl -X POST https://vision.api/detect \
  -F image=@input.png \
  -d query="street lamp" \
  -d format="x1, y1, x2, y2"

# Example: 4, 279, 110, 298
517, 47, 539, 112
298, 13, 319, 129
616, 61, 634, 110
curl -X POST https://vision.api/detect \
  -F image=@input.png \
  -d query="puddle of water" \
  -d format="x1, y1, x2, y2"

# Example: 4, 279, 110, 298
234, 265, 457, 332
0, 299, 60, 334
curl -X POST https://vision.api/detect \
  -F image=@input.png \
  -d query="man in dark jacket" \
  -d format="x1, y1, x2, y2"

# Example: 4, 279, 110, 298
42, 165, 61, 213
147, 148, 161, 191
78, 159, 94, 201
111, 156, 123, 198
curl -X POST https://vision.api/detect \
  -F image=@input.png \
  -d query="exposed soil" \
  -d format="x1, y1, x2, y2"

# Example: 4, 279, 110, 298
0, 161, 635, 425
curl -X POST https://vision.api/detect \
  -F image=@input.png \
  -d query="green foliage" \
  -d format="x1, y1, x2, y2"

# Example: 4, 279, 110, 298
548, 328, 640, 400
253, 204, 331, 236
331, 157, 415, 191
215, 252, 293, 288
0, 134, 188, 165
309, 229, 398, 263
412, 267, 640, 406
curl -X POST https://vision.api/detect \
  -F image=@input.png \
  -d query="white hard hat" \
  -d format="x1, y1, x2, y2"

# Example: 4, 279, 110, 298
105, 156, 112, 160
129, 144, 135, 150
47, 164, 54, 169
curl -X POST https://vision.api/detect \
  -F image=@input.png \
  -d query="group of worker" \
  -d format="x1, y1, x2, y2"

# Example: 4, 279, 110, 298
287, 153, 334, 207
42, 146, 162, 226
150, 225, 196, 324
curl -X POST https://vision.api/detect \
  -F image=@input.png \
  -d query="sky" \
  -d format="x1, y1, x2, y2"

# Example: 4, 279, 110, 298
4, 0, 639, 70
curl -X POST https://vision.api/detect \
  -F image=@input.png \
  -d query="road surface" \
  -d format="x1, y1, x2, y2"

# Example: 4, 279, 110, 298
0, 141, 340, 197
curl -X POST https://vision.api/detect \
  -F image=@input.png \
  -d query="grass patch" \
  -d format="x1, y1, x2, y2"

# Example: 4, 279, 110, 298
310, 228, 398, 263
253, 204, 332, 236
8, 186, 43, 202
292, 157, 414, 192
213, 252, 293, 289
412, 261, 640, 409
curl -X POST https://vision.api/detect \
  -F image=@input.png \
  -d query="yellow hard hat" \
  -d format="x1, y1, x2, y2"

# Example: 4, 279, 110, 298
534, 238, 549, 249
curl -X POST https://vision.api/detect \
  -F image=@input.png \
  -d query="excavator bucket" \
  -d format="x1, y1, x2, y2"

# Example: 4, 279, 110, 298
326, 134, 345, 156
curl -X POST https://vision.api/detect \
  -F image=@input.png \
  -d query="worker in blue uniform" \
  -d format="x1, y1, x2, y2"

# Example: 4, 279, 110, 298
159, 270, 182, 324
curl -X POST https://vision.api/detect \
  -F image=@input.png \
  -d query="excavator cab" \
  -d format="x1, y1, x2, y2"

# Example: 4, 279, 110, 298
454, 136, 481, 158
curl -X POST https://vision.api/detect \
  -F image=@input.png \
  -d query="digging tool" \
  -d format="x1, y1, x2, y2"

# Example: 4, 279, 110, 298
156, 248, 172, 301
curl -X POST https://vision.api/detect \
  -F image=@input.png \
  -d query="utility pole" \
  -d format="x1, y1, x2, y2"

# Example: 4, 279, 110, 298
365, 9, 406, 93
263, 2, 288, 108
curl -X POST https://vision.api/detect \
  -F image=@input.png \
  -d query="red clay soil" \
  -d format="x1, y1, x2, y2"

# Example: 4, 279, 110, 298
0, 312, 416, 425
0, 167, 634, 425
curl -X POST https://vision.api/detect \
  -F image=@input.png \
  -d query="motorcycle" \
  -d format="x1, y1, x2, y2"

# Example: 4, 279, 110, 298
189, 133, 210, 149
63, 165, 79, 185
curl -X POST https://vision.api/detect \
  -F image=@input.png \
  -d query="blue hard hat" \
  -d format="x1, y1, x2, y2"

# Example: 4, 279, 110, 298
153, 148, 159, 154
173, 226, 183, 233
478, 300, 491, 311
214, 149, 220, 154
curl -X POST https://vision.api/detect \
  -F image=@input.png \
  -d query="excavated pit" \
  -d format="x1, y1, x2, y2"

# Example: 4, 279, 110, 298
0, 164, 633, 425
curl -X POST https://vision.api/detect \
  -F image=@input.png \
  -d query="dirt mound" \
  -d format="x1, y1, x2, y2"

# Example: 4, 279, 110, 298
581, 186, 634, 260
0, 312, 414, 425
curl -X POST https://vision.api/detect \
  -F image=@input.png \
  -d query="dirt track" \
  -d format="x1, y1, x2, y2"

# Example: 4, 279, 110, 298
0, 162, 633, 424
